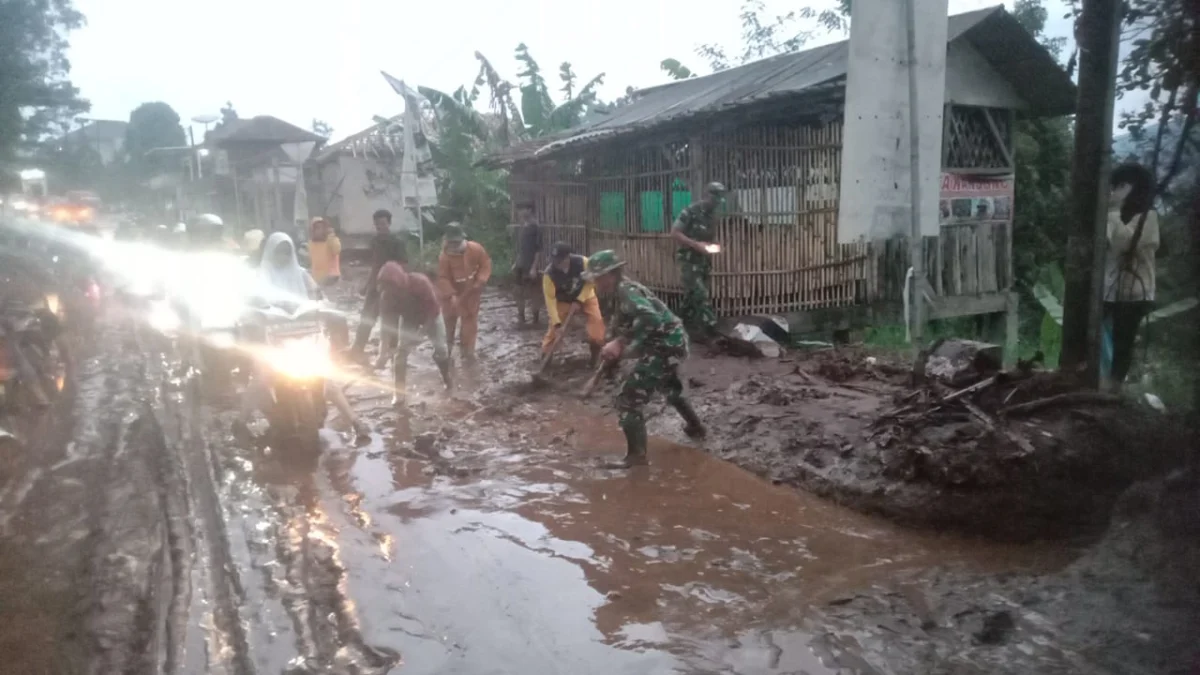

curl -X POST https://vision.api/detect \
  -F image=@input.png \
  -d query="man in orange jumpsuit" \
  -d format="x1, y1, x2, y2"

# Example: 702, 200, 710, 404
542, 241, 606, 367
437, 223, 491, 362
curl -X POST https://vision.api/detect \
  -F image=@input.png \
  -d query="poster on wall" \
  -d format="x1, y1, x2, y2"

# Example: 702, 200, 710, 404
939, 173, 1014, 225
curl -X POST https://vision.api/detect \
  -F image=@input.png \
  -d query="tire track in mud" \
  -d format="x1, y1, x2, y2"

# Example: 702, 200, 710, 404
150, 361, 256, 675
259, 476, 401, 674
156, 353, 401, 672
79, 326, 190, 675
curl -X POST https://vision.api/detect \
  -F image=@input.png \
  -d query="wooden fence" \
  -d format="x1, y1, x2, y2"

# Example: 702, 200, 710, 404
508, 118, 1011, 317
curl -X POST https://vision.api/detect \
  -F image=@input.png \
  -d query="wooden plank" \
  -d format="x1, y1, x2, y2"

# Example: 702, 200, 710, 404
978, 224, 996, 293
1004, 291, 1019, 368
981, 108, 1015, 170
950, 227, 960, 293
963, 226, 978, 295
941, 103, 953, 169
929, 291, 1009, 319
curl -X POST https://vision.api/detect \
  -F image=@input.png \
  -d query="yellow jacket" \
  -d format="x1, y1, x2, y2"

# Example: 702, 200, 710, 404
542, 255, 596, 324
309, 234, 342, 283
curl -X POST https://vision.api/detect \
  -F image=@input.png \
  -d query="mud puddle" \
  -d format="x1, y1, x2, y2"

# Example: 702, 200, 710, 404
160, 269, 1080, 674
4, 261, 1194, 674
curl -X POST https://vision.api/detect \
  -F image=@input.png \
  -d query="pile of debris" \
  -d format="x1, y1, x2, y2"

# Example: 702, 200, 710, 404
874, 338, 1121, 464
853, 338, 1182, 538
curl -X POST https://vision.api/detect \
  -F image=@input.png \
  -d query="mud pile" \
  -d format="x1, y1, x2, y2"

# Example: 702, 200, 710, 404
672, 348, 1185, 541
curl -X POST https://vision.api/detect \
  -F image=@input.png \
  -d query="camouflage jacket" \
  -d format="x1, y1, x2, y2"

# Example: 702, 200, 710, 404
673, 201, 718, 266
610, 279, 688, 356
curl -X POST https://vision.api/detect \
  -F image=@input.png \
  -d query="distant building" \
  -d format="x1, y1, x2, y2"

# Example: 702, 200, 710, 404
60, 120, 129, 165
308, 115, 411, 249
204, 115, 323, 232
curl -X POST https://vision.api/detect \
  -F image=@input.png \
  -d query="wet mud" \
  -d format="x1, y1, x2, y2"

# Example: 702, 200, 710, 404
0, 260, 1197, 674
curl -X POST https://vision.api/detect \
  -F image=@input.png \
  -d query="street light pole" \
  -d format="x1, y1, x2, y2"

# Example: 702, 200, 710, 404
188, 126, 200, 180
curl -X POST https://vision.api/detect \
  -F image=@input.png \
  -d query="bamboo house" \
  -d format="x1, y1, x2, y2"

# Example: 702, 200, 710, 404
482, 6, 1075, 337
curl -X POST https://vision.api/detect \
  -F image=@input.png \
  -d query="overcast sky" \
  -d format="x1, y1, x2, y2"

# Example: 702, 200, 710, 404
67, 0, 1115, 142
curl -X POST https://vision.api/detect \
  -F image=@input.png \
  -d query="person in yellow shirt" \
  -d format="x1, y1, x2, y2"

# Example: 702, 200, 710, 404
307, 217, 342, 286
542, 241, 606, 367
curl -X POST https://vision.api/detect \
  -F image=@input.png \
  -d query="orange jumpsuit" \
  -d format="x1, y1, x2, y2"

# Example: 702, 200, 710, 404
437, 241, 491, 358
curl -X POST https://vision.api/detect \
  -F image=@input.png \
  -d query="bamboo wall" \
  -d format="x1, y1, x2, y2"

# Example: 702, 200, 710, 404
508, 112, 1013, 318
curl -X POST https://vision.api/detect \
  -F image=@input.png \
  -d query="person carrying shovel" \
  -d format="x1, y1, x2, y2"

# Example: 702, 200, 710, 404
375, 261, 453, 407
586, 250, 706, 468
541, 242, 606, 368
437, 223, 491, 363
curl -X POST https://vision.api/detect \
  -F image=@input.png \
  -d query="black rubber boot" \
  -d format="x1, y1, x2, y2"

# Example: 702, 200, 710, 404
671, 398, 707, 439
588, 343, 602, 369
435, 356, 454, 391
602, 423, 648, 468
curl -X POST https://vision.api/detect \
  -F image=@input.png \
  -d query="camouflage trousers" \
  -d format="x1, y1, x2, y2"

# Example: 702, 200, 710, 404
678, 260, 717, 337
615, 347, 688, 431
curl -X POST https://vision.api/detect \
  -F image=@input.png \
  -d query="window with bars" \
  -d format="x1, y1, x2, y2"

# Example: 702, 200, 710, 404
943, 105, 1014, 171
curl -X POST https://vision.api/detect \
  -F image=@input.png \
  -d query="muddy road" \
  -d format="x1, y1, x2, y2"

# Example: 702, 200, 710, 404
1, 263, 1197, 674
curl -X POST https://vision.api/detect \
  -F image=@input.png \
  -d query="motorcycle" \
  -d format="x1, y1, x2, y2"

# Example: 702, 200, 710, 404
47, 247, 102, 337
241, 300, 334, 467
0, 296, 66, 412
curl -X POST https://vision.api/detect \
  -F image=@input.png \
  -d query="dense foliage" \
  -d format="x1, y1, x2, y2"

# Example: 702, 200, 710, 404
0, 0, 88, 186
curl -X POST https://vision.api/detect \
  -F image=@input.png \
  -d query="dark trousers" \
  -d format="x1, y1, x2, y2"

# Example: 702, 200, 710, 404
1104, 300, 1153, 384
514, 269, 540, 323
350, 285, 396, 354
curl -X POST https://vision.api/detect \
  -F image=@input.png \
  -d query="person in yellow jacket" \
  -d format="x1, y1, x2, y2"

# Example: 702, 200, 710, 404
307, 217, 342, 286
542, 241, 606, 367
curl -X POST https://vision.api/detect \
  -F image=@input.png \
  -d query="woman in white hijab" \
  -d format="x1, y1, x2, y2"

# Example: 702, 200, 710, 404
235, 232, 370, 444
257, 232, 318, 302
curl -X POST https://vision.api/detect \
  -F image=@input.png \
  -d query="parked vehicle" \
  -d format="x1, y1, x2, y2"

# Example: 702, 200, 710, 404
0, 296, 66, 413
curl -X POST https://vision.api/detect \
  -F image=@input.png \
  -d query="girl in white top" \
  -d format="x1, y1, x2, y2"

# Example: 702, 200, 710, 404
1102, 163, 1159, 388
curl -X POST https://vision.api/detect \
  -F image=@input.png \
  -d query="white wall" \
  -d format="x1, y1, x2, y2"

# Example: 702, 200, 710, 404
837, 0, 950, 243
944, 41, 1028, 110
316, 155, 416, 241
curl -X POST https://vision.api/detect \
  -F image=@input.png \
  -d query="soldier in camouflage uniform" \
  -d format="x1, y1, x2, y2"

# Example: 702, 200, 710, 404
586, 250, 707, 468
670, 181, 727, 341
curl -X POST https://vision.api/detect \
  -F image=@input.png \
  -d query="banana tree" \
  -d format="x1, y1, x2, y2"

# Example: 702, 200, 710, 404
467, 44, 605, 146
418, 84, 508, 228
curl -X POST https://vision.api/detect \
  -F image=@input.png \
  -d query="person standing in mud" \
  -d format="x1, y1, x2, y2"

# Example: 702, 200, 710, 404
512, 202, 543, 327
586, 250, 706, 468
307, 217, 342, 287
437, 223, 491, 363
542, 241, 606, 367
375, 261, 453, 406
670, 181, 726, 342
348, 209, 407, 362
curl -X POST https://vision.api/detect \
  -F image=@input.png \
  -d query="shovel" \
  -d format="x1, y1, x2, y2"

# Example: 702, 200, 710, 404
530, 304, 578, 387
580, 359, 618, 399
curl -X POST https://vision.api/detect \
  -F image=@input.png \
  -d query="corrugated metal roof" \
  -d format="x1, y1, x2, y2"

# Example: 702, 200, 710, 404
485, 5, 1073, 165
313, 115, 405, 163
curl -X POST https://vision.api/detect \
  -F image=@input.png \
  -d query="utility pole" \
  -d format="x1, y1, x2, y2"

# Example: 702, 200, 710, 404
905, 0, 926, 350
1060, 0, 1123, 383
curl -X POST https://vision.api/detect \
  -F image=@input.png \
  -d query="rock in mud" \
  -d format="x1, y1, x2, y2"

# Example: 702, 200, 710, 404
973, 610, 1015, 645
413, 432, 438, 454
923, 338, 1002, 386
